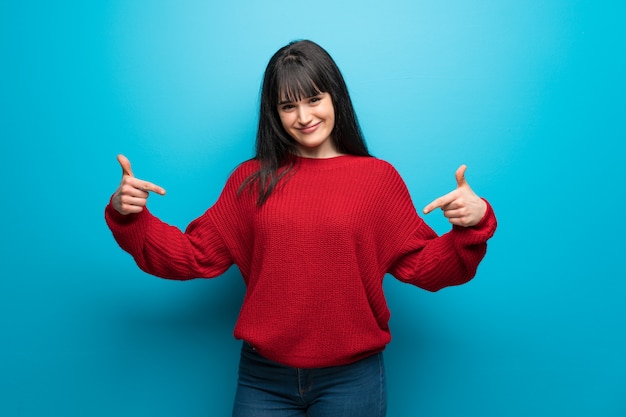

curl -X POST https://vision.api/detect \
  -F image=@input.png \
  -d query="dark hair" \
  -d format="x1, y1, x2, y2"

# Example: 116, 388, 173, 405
241, 40, 371, 205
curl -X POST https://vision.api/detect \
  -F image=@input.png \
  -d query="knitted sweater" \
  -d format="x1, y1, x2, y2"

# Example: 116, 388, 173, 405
105, 155, 497, 368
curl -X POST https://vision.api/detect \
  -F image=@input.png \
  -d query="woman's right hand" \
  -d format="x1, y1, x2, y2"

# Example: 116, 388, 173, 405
111, 154, 166, 215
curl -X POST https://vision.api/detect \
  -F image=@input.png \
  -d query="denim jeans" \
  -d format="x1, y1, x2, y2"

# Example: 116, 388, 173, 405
232, 342, 387, 417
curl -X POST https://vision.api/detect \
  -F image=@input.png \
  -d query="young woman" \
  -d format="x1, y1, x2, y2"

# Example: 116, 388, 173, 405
106, 39, 497, 417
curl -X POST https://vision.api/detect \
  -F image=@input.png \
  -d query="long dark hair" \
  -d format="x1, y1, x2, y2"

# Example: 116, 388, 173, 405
241, 40, 371, 205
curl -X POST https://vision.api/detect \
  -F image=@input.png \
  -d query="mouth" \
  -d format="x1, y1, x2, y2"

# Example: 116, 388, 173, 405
297, 121, 321, 134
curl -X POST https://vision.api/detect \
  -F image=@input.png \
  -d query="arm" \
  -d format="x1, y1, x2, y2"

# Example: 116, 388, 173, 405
390, 201, 496, 291
105, 155, 233, 280
388, 165, 497, 291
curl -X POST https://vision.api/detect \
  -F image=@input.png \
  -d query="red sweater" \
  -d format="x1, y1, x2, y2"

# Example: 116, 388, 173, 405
105, 155, 497, 368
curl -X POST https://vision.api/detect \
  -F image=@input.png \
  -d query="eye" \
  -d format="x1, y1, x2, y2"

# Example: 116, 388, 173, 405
280, 103, 295, 112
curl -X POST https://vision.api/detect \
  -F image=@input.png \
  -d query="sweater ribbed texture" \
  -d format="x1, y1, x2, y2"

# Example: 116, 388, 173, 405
105, 155, 497, 368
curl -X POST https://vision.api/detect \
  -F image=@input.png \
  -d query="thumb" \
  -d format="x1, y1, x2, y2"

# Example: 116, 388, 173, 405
456, 164, 468, 188
117, 154, 133, 177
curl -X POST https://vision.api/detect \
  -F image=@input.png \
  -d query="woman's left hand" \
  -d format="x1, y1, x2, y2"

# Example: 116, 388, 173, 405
422, 165, 487, 227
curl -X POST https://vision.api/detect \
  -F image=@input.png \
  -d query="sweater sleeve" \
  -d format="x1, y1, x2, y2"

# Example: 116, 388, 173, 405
104, 203, 233, 280
103, 162, 257, 280
389, 200, 497, 291
377, 164, 497, 292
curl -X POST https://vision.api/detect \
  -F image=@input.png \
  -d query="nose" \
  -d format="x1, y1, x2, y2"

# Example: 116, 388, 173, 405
296, 106, 312, 125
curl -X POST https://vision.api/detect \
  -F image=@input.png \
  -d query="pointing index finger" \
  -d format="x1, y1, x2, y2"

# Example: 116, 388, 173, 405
141, 181, 167, 196
130, 177, 166, 196
423, 191, 454, 214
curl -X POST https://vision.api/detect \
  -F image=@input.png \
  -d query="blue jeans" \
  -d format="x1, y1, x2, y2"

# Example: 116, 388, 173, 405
232, 342, 387, 417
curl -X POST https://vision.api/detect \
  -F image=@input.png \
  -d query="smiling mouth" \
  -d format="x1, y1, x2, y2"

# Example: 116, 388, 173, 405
297, 122, 321, 134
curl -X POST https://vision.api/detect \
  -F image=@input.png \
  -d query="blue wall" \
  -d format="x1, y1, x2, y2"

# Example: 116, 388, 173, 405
2, 1, 625, 416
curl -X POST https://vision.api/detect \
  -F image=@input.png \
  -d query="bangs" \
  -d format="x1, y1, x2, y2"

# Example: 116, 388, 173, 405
276, 62, 326, 104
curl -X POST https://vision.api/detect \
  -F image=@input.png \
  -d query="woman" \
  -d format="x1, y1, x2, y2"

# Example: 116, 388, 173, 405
106, 39, 497, 417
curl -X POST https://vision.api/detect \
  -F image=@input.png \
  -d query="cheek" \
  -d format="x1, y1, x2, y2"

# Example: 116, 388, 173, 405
278, 113, 293, 130
326, 108, 336, 129
324, 103, 335, 121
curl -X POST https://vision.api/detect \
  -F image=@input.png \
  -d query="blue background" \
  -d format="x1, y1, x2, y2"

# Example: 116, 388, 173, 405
2, 0, 625, 416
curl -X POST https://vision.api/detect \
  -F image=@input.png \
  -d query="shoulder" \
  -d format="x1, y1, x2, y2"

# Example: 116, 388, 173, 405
354, 158, 415, 207
369, 157, 401, 175
351, 155, 398, 171
232, 158, 260, 176
208, 159, 259, 211
224, 158, 260, 184
348, 156, 405, 184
